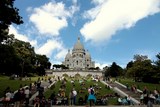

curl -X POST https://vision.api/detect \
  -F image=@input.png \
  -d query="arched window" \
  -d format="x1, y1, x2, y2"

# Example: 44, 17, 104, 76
77, 61, 78, 65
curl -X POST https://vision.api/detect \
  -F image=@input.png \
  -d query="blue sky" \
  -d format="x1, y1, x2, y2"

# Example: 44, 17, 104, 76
9, 0, 160, 69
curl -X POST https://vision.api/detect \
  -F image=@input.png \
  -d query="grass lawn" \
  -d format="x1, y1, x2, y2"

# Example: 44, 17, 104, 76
0, 76, 35, 97
119, 78, 160, 91
44, 75, 118, 105
0, 75, 55, 98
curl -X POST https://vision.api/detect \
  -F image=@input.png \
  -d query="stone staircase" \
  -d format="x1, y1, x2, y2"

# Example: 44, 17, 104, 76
106, 81, 141, 104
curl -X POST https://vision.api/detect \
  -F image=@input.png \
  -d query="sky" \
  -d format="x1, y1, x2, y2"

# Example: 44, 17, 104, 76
9, 0, 160, 69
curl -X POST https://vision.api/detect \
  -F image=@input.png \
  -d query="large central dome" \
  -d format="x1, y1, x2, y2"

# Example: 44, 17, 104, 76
73, 37, 84, 50
72, 37, 85, 54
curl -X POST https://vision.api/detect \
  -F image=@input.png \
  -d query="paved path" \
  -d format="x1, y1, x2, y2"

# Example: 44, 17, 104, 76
40, 81, 50, 88
106, 81, 141, 103
29, 80, 51, 104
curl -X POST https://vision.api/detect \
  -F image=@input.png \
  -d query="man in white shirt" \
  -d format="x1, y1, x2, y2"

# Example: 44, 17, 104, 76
72, 88, 77, 105
24, 87, 30, 107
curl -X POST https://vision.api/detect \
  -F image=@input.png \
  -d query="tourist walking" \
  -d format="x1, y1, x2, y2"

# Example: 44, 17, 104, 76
19, 88, 25, 107
24, 87, 30, 107
69, 90, 74, 106
88, 86, 96, 107
14, 89, 21, 107
72, 88, 77, 105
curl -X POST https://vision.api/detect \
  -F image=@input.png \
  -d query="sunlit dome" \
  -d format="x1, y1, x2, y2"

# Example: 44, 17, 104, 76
73, 37, 84, 50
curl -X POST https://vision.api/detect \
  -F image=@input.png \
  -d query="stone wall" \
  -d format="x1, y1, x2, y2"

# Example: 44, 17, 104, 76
45, 69, 103, 77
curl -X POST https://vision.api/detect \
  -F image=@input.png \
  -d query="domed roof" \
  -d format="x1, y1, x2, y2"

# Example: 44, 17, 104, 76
73, 37, 84, 50
65, 50, 71, 59
85, 50, 91, 59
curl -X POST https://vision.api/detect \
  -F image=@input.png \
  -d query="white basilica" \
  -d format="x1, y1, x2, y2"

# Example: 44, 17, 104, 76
62, 37, 95, 70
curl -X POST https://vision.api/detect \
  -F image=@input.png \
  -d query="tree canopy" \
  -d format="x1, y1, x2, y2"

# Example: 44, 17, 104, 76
0, 0, 23, 43
103, 54, 160, 83
104, 62, 123, 77
0, 38, 51, 76
0, 0, 51, 76
126, 54, 160, 83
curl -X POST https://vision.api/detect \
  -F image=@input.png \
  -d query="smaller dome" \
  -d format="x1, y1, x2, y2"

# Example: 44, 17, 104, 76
65, 50, 71, 59
85, 50, 91, 59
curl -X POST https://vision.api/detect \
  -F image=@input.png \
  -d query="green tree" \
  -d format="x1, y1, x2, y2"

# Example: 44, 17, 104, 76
133, 54, 148, 61
0, 44, 21, 75
126, 61, 134, 70
127, 60, 153, 81
60, 64, 69, 70
52, 64, 58, 69
105, 62, 123, 77
12, 39, 36, 76
0, 0, 23, 43
8, 38, 51, 76
35, 54, 51, 76
153, 53, 160, 82
155, 53, 160, 68
126, 54, 159, 83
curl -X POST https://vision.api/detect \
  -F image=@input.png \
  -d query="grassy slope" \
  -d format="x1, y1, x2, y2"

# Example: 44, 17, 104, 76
0, 76, 34, 97
44, 76, 118, 105
119, 78, 160, 91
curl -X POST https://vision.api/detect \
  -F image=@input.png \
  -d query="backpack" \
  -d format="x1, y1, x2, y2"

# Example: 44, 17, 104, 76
90, 88, 94, 95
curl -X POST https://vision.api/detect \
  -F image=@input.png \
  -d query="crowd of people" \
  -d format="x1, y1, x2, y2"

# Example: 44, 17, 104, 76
117, 96, 133, 105
3, 76, 159, 107
37, 77, 114, 107
1, 85, 32, 107
140, 86, 160, 105
125, 83, 160, 106
0, 77, 53, 107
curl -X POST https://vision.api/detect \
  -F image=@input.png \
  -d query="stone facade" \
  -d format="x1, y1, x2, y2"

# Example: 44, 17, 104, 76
62, 37, 95, 70
46, 70, 102, 77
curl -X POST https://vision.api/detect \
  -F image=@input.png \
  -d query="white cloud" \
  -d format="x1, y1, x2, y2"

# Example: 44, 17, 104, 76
35, 38, 67, 61
55, 48, 68, 60
82, 0, 106, 20
9, 25, 37, 46
70, 0, 79, 15
95, 62, 110, 69
36, 39, 62, 57
30, 40, 37, 47
72, 0, 77, 4
80, 0, 160, 43
9, 25, 29, 42
70, 0, 80, 26
9, 25, 38, 47
82, 5, 101, 20
26, 1, 80, 64
29, 1, 79, 36
91, 0, 107, 5
9, 25, 68, 64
